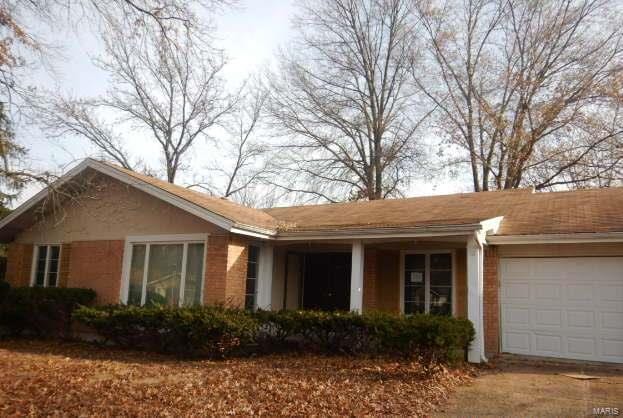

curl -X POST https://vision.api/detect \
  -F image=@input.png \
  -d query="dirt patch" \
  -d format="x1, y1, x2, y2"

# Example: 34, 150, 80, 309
436, 356, 623, 417
0, 339, 474, 416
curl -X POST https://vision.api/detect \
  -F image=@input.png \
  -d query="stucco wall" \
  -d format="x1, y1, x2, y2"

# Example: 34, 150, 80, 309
15, 175, 225, 244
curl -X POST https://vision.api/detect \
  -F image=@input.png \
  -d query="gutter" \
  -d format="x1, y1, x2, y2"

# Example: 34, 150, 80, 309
486, 232, 623, 245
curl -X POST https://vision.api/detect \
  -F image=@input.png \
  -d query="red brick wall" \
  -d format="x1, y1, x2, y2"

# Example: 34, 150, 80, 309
59, 243, 71, 288
5, 243, 33, 287
204, 234, 249, 308
363, 248, 377, 312
67, 240, 124, 304
483, 246, 500, 356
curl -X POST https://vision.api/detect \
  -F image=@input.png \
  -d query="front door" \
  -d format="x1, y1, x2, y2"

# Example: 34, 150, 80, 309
302, 253, 351, 311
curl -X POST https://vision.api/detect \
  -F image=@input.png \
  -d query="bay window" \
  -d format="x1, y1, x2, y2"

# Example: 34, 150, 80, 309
124, 235, 206, 306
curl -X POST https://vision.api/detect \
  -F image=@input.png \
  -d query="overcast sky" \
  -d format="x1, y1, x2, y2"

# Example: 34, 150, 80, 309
17, 0, 469, 207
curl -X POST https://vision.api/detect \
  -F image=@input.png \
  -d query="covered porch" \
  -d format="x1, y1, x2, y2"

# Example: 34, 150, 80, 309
255, 221, 501, 363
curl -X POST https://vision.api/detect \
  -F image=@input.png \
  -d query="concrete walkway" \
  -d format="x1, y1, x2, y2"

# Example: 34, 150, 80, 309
436, 356, 623, 417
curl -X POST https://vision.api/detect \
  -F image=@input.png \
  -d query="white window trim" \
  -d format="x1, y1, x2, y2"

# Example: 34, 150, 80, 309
120, 233, 209, 305
30, 244, 62, 287
399, 249, 456, 316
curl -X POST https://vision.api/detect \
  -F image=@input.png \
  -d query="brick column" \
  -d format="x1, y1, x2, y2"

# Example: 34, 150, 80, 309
483, 246, 500, 357
363, 248, 377, 312
204, 234, 249, 308
5, 243, 34, 287
59, 243, 71, 288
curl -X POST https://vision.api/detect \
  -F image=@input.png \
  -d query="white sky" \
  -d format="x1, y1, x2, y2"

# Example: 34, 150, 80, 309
16, 0, 470, 207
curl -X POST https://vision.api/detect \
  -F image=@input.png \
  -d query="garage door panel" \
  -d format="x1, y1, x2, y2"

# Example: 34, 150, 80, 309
601, 312, 623, 330
567, 310, 594, 328
534, 283, 562, 302
599, 285, 623, 303
501, 257, 623, 363
502, 282, 530, 302
567, 337, 596, 357
566, 284, 594, 304
534, 334, 562, 356
535, 309, 562, 327
602, 339, 623, 358
504, 332, 531, 353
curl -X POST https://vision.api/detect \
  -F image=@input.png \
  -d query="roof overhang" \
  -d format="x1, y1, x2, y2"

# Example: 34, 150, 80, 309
486, 232, 623, 245
272, 219, 503, 241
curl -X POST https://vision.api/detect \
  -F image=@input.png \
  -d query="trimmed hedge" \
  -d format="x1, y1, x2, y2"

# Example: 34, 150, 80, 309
74, 306, 474, 361
73, 305, 259, 357
0, 286, 97, 338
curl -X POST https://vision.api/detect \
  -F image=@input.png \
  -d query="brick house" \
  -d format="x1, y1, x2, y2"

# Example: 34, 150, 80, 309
1, 159, 622, 364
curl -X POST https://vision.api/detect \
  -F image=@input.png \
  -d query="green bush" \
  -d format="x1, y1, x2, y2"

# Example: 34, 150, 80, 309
0, 287, 96, 338
73, 305, 259, 357
74, 306, 474, 361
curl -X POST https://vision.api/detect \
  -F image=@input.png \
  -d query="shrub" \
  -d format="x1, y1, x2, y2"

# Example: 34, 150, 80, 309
73, 305, 474, 361
73, 305, 259, 358
0, 287, 96, 338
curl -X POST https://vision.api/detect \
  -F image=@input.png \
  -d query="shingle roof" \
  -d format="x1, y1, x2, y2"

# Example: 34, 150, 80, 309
107, 162, 623, 236
264, 187, 623, 236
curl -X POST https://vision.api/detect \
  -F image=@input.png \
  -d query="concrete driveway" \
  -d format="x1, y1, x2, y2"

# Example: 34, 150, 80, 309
436, 356, 623, 417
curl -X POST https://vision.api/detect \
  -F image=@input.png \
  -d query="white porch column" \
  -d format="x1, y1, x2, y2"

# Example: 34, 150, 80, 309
257, 244, 274, 310
467, 234, 486, 363
350, 240, 364, 312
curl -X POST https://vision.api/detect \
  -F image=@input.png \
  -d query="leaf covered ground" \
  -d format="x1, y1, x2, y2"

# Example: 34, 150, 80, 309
0, 339, 474, 417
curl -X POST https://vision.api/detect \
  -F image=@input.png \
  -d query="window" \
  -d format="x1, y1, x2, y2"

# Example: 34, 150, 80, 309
404, 252, 453, 316
125, 237, 206, 307
32, 245, 61, 287
245, 245, 260, 310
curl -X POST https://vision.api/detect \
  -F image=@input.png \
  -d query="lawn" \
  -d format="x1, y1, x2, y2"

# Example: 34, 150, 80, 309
0, 339, 474, 416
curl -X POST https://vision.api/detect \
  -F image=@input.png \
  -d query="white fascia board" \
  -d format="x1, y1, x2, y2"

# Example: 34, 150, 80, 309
487, 232, 623, 245
230, 225, 276, 239
480, 216, 504, 235
274, 223, 483, 241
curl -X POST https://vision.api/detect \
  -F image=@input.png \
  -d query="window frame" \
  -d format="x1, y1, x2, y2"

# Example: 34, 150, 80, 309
120, 234, 208, 306
30, 244, 62, 288
399, 250, 456, 316
245, 245, 260, 310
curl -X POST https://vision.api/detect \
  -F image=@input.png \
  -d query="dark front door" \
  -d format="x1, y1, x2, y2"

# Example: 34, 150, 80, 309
302, 252, 351, 311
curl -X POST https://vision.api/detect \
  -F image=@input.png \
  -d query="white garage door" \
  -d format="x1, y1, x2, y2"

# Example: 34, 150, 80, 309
500, 257, 623, 363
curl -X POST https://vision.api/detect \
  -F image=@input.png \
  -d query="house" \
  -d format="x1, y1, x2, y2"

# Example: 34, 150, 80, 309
1, 158, 622, 364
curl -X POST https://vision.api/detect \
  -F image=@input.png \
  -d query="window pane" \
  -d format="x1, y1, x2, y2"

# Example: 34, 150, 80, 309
430, 253, 451, 270
183, 243, 204, 306
405, 254, 425, 270
35, 246, 47, 286
405, 301, 425, 315
430, 270, 452, 286
128, 244, 146, 305
47, 246, 60, 287
430, 286, 452, 316
245, 245, 260, 310
248, 245, 259, 262
146, 244, 183, 306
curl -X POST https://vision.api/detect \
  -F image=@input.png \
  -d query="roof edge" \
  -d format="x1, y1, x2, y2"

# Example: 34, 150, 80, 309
273, 223, 484, 241
487, 232, 623, 245
0, 159, 280, 240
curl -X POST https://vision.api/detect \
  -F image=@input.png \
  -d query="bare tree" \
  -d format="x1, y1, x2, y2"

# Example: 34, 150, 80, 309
36, 13, 235, 183
415, 0, 623, 191
187, 86, 275, 207
266, 0, 430, 202
0, 0, 235, 203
